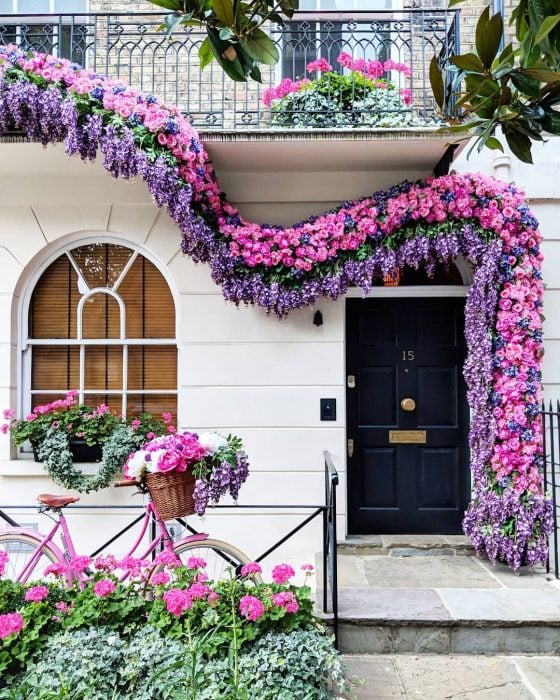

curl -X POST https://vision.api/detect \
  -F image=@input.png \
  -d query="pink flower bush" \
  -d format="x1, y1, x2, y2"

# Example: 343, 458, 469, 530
186, 556, 207, 570
272, 591, 299, 614
24, 585, 49, 602
151, 571, 171, 586
306, 58, 332, 73
69, 555, 92, 574
93, 578, 116, 597
44, 562, 67, 577
163, 588, 193, 616
0, 612, 24, 640
241, 562, 262, 577
239, 595, 265, 621
271, 564, 295, 585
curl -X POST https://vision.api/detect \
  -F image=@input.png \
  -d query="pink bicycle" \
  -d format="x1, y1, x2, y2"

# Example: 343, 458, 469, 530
0, 480, 254, 584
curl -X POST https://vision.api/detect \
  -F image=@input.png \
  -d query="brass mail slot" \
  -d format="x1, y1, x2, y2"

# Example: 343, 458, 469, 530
389, 430, 427, 444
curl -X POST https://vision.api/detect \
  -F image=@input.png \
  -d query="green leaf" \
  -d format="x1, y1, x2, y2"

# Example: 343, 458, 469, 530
279, 0, 299, 19
450, 53, 486, 73
476, 7, 504, 69
448, 0, 467, 5
212, 0, 234, 26
239, 28, 279, 66
484, 136, 505, 151
511, 72, 542, 97
535, 14, 560, 44
206, 27, 248, 81
521, 68, 560, 82
249, 64, 263, 82
429, 57, 444, 110
542, 107, 560, 133
503, 123, 534, 163
198, 36, 213, 70
163, 12, 185, 35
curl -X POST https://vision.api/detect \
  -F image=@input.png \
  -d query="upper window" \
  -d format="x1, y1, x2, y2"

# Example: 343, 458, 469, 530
0, 1, 88, 65
24, 243, 177, 420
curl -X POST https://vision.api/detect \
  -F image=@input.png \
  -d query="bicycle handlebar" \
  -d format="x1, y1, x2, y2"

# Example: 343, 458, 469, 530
113, 479, 139, 488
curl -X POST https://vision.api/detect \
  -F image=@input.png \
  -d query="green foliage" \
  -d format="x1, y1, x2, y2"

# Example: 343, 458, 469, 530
431, 1, 560, 163
2, 627, 350, 700
146, 0, 299, 81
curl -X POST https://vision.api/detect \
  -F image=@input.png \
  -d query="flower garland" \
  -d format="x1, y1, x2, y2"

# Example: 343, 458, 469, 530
38, 424, 146, 494
0, 46, 553, 570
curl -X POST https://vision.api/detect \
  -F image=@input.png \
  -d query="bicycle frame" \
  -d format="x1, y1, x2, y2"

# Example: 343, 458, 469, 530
5, 501, 209, 584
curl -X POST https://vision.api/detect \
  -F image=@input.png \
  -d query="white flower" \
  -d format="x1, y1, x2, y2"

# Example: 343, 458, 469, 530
145, 448, 166, 473
197, 432, 228, 455
126, 450, 148, 478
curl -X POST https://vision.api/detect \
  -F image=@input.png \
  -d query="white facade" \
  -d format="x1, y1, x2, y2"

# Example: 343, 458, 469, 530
1, 133, 559, 569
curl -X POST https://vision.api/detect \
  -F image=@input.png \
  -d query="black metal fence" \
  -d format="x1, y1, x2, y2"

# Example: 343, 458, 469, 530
542, 402, 560, 578
0, 9, 460, 129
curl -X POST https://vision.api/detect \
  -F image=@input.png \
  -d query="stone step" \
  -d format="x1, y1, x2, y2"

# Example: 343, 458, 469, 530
338, 534, 475, 556
317, 552, 560, 655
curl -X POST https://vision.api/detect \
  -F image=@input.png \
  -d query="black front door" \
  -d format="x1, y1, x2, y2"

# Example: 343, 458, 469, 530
346, 298, 469, 534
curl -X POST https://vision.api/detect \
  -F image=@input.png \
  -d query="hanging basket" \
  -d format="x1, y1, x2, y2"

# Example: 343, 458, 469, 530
144, 470, 196, 521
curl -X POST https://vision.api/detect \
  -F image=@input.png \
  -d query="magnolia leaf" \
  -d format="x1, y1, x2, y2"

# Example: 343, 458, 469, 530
163, 12, 185, 36
207, 27, 248, 81
213, 0, 234, 26
521, 68, 560, 82
448, 0, 468, 5
535, 14, 560, 44
511, 72, 542, 97
429, 57, 444, 110
484, 136, 504, 151
476, 8, 504, 70
542, 108, 560, 133
239, 29, 279, 66
279, 0, 299, 19
503, 123, 534, 163
198, 36, 213, 70
450, 53, 486, 73
249, 64, 263, 83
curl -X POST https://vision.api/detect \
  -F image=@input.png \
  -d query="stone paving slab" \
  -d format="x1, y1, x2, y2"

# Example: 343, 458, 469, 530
361, 555, 501, 589
337, 587, 451, 621
343, 654, 558, 699
475, 559, 555, 590
439, 588, 560, 623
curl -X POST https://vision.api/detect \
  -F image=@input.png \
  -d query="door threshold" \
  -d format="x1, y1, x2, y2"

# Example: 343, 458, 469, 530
340, 534, 474, 556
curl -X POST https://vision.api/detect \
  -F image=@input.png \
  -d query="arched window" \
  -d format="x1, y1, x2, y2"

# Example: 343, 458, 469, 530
23, 242, 177, 419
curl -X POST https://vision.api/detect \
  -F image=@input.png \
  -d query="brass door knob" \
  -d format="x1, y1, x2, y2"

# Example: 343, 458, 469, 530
400, 398, 416, 412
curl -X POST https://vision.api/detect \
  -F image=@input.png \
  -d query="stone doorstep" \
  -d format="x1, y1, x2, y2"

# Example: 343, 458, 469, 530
338, 534, 475, 556
336, 621, 560, 655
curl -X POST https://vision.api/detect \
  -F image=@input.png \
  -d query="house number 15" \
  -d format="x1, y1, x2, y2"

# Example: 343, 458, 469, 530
402, 350, 415, 361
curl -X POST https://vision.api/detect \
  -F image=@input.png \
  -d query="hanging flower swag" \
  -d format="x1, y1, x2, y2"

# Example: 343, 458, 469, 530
0, 46, 553, 571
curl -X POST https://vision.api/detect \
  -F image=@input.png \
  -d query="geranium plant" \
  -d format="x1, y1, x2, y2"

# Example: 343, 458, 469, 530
1, 391, 119, 450
264, 53, 433, 129
124, 431, 250, 515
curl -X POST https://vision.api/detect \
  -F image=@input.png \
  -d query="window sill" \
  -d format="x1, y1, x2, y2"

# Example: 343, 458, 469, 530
0, 460, 102, 477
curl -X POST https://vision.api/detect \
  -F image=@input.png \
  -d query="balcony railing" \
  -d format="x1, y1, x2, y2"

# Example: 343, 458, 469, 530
0, 9, 460, 130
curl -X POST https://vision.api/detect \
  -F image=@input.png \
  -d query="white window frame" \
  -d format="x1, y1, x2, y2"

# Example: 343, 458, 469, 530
20, 239, 179, 422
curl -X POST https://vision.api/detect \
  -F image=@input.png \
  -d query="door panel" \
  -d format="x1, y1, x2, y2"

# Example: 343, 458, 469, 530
347, 298, 469, 534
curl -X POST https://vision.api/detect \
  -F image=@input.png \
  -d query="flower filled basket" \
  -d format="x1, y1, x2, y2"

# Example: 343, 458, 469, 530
124, 431, 249, 520
144, 470, 197, 521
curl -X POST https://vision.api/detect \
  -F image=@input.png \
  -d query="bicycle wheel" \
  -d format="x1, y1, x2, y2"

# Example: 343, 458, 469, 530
0, 533, 60, 583
151, 538, 260, 583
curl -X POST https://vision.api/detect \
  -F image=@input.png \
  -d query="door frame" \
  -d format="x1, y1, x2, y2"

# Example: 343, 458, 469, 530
344, 284, 471, 536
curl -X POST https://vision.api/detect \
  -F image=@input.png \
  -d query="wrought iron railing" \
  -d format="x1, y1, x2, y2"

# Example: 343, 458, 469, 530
0, 9, 459, 130
0, 450, 340, 644
542, 402, 560, 578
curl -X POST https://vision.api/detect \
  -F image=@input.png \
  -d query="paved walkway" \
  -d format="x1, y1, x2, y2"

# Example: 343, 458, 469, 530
342, 654, 560, 699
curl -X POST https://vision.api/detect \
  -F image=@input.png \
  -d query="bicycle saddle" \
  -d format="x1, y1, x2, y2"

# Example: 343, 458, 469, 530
37, 494, 80, 508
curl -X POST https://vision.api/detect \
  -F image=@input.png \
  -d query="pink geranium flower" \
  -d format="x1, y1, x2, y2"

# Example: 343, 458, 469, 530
272, 591, 299, 614
0, 612, 24, 639
239, 595, 265, 621
163, 588, 192, 616
271, 563, 295, 585
24, 585, 49, 602
93, 578, 116, 597
240, 561, 262, 577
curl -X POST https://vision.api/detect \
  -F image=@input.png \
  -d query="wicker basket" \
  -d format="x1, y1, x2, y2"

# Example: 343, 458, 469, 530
145, 470, 196, 520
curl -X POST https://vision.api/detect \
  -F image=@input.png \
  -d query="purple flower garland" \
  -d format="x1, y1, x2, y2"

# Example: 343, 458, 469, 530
0, 47, 553, 570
